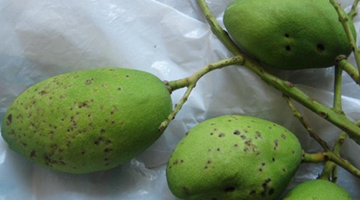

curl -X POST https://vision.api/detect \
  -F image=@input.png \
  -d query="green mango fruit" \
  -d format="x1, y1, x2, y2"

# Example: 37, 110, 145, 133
1, 67, 172, 174
282, 179, 353, 199
223, 0, 356, 70
166, 115, 302, 200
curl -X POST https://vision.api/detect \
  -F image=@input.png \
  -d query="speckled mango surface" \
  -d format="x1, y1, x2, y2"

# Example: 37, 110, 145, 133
1, 67, 172, 174
166, 115, 302, 200
223, 0, 356, 70
282, 179, 353, 199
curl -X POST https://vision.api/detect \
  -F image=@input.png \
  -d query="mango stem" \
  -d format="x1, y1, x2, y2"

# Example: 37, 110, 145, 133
319, 132, 348, 182
333, 66, 344, 113
284, 96, 330, 150
337, 56, 360, 84
303, 151, 360, 179
158, 56, 244, 131
349, 0, 360, 19
330, 0, 360, 76
317, 66, 346, 182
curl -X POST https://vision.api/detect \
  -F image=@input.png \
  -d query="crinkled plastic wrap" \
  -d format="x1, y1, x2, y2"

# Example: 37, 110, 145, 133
0, 0, 360, 199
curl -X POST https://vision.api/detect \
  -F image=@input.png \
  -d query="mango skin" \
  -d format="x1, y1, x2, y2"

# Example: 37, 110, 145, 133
223, 0, 356, 70
282, 179, 353, 199
1, 67, 172, 174
166, 115, 302, 200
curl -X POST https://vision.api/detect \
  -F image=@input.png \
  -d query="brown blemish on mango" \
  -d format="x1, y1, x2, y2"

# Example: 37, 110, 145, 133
6, 114, 12, 125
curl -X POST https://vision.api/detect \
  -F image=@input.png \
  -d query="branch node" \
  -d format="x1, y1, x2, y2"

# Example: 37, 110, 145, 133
163, 80, 173, 94
285, 81, 294, 87
335, 54, 347, 65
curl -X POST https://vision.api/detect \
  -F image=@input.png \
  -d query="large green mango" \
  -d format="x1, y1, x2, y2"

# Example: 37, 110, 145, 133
223, 0, 356, 70
166, 115, 302, 200
1, 67, 172, 174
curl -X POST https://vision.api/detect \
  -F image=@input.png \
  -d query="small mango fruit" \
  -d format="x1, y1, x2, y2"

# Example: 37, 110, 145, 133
166, 115, 302, 200
1, 67, 172, 174
282, 179, 353, 199
223, 0, 356, 70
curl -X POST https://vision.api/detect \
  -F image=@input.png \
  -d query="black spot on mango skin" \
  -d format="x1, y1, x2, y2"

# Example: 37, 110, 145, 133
269, 188, 275, 196
6, 114, 12, 125
30, 150, 37, 158
85, 78, 94, 85
274, 139, 279, 150
78, 101, 90, 108
104, 148, 112, 153
224, 186, 236, 192
173, 160, 179, 165
218, 133, 225, 138
250, 190, 256, 195
234, 130, 240, 135
183, 187, 190, 196
243, 147, 249, 153
255, 131, 262, 139
260, 178, 272, 197
39, 90, 47, 95
317, 43, 325, 53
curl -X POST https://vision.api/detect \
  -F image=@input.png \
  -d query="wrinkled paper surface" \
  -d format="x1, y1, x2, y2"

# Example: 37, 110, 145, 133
1, 0, 360, 199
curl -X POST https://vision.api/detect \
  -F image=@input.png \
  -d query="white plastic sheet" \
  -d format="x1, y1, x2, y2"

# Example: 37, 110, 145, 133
0, 0, 360, 199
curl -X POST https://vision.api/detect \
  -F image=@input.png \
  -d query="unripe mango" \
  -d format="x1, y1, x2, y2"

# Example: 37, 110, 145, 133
282, 179, 353, 199
166, 115, 302, 200
1, 67, 172, 174
223, 0, 356, 70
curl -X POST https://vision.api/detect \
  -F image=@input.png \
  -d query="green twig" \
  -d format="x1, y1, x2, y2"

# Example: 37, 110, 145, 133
319, 120, 360, 181
196, 0, 243, 55
196, 0, 360, 144
284, 96, 330, 150
332, 132, 348, 181
332, 66, 344, 113
303, 151, 360, 179
166, 56, 243, 91
337, 56, 360, 84
329, 0, 360, 74
158, 56, 244, 131
285, 91, 342, 181
318, 161, 338, 182
349, 0, 360, 19
303, 151, 326, 162
319, 132, 348, 182
317, 65, 345, 182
